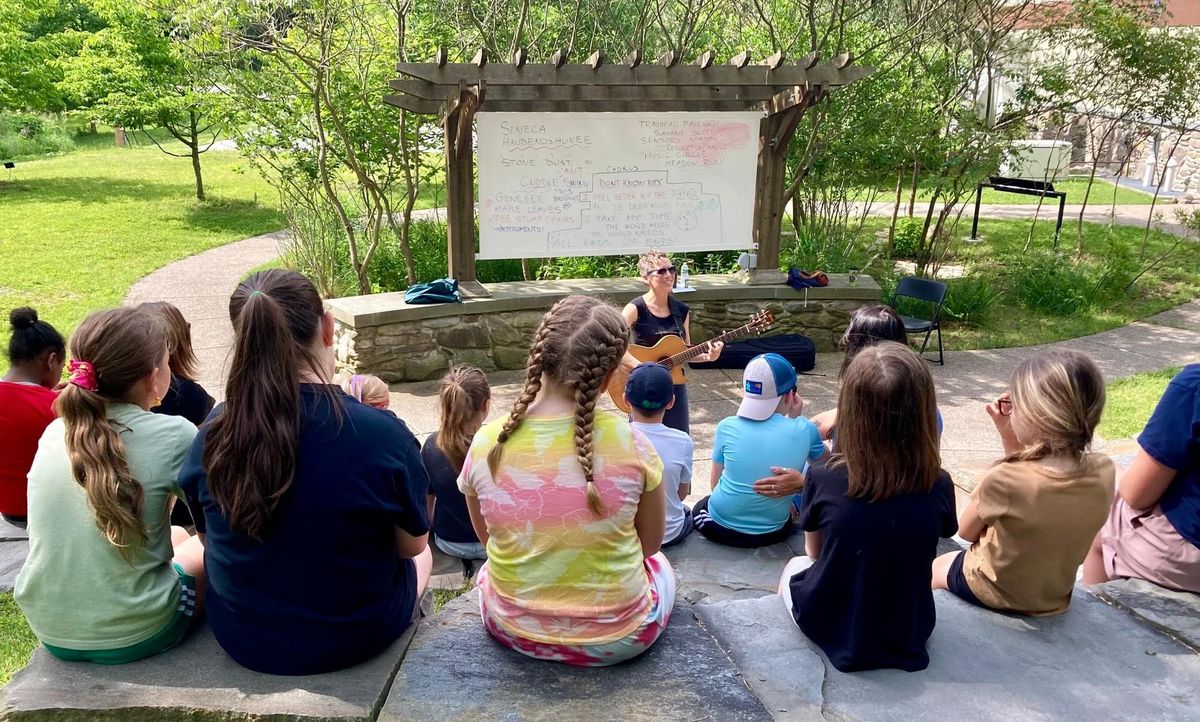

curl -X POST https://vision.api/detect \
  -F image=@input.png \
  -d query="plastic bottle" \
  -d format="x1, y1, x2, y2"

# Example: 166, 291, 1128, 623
679, 261, 690, 290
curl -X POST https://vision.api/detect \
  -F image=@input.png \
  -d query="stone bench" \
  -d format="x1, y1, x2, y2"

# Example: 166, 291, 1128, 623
0, 621, 419, 722
1090, 578, 1200, 652
0, 517, 29, 592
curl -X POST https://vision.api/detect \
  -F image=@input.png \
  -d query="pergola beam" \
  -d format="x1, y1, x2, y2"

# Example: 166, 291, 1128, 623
387, 95, 765, 114
395, 62, 870, 88
389, 78, 787, 102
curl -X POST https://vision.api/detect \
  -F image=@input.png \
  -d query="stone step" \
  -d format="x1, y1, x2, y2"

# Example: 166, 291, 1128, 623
380, 589, 771, 722
695, 588, 1200, 722
0, 620, 418, 721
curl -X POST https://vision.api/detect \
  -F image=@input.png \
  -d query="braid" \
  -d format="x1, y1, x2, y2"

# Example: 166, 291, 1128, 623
571, 333, 628, 517
487, 319, 550, 476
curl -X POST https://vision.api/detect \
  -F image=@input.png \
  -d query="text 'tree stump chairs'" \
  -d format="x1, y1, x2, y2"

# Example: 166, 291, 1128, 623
891, 276, 949, 366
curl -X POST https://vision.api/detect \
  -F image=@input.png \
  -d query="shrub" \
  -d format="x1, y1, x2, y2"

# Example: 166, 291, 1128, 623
0, 112, 76, 160
1012, 251, 1092, 316
942, 277, 1000, 327
1089, 236, 1139, 302
781, 225, 864, 272
890, 218, 924, 260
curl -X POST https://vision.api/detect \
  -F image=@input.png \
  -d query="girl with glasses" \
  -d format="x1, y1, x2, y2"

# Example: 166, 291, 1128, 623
931, 350, 1114, 615
620, 251, 723, 433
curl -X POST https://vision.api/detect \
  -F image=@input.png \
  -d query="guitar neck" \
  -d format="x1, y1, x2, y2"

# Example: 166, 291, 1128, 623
662, 323, 757, 368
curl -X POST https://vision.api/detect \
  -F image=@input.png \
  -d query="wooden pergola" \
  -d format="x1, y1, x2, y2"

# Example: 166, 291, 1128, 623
387, 49, 872, 295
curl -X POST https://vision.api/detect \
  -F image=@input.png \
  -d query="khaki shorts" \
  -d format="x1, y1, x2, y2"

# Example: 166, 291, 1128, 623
1101, 498, 1200, 594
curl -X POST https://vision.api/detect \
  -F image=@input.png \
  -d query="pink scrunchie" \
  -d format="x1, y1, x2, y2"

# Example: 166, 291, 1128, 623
67, 359, 98, 392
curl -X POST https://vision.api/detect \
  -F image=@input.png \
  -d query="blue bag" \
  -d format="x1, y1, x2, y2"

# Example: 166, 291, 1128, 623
404, 277, 462, 305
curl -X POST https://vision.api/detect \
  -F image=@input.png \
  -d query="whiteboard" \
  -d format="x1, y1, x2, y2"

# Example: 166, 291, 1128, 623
477, 112, 761, 259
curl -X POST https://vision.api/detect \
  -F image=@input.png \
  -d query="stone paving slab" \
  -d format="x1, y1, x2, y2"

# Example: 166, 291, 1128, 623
0, 621, 417, 721
0, 538, 28, 592
380, 589, 771, 722
663, 529, 805, 604
698, 590, 1200, 722
1091, 578, 1200, 653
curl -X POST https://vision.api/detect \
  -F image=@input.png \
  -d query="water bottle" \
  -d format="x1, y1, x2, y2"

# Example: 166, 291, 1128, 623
679, 261, 690, 290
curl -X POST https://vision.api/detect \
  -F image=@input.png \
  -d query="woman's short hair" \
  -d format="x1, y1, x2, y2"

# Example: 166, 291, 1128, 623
636, 251, 671, 278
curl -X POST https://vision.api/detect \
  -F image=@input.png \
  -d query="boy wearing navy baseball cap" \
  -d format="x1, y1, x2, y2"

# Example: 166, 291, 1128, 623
692, 353, 826, 547
625, 363, 695, 547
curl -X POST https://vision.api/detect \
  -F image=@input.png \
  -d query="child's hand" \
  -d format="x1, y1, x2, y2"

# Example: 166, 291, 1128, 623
782, 391, 806, 418
985, 392, 1012, 431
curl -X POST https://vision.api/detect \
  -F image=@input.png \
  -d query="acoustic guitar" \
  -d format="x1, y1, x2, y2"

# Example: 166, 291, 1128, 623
607, 310, 775, 414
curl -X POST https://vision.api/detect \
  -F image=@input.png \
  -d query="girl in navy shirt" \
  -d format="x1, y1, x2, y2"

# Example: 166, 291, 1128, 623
778, 342, 956, 672
180, 270, 432, 675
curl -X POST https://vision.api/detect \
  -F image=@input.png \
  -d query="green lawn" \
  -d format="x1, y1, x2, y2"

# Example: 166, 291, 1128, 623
0, 139, 283, 365
857, 177, 1155, 206
933, 218, 1200, 350
0, 592, 36, 686
1098, 367, 1179, 441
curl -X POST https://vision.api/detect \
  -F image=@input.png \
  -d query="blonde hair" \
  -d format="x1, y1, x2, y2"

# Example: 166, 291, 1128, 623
1003, 350, 1105, 465
486, 295, 631, 517
342, 373, 390, 409
636, 250, 671, 277
830, 342, 941, 502
137, 301, 199, 380
54, 308, 167, 561
436, 365, 491, 471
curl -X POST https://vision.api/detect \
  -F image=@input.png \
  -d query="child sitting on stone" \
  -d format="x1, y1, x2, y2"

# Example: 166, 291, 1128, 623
625, 363, 694, 547
693, 353, 825, 548
341, 373, 390, 410
779, 342, 956, 672
932, 349, 1114, 616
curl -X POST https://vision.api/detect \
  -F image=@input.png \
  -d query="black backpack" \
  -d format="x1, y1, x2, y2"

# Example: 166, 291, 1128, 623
688, 333, 816, 373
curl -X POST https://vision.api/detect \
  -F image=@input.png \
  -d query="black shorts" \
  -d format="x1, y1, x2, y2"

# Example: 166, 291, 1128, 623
692, 496, 791, 549
946, 550, 986, 608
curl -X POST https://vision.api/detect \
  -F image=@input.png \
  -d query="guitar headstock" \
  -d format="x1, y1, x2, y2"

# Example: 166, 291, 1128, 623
747, 309, 775, 334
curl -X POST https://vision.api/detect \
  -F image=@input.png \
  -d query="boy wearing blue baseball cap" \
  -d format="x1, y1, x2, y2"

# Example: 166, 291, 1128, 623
693, 353, 826, 547
625, 363, 695, 547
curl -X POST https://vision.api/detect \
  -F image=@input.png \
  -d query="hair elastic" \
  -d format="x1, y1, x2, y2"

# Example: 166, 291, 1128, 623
67, 359, 99, 392
348, 374, 366, 402
248, 290, 266, 298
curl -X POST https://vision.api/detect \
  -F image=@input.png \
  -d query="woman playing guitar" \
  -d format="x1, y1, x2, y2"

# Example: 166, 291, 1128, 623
620, 251, 723, 433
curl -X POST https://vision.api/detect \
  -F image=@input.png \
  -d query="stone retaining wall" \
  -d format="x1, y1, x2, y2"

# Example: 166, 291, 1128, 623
328, 274, 881, 382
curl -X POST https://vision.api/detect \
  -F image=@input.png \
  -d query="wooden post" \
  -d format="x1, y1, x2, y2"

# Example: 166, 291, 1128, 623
442, 87, 488, 297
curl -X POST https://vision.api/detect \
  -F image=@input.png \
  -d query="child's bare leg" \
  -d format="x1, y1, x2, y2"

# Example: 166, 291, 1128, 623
414, 546, 433, 598
1082, 533, 1110, 585
170, 525, 190, 547
931, 551, 958, 590
172, 533, 206, 609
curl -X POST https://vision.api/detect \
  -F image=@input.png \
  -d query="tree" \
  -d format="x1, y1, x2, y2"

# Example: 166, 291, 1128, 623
58, 0, 224, 200
0, 0, 104, 112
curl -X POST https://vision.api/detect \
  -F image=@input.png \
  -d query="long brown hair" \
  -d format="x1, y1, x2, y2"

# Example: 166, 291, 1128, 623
436, 365, 490, 471
486, 295, 630, 517
137, 301, 199, 380
55, 307, 167, 560
840, 304, 908, 376
1002, 350, 1104, 466
830, 342, 941, 501
203, 269, 329, 539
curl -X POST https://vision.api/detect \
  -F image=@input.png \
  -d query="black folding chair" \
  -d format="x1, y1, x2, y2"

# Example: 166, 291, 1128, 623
891, 276, 948, 365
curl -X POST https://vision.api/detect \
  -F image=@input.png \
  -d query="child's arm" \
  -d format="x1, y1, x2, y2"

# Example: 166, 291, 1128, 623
634, 481, 667, 558
710, 462, 723, 490
394, 528, 429, 560
957, 497, 986, 543
810, 408, 837, 441
805, 530, 822, 559
1118, 449, 1176, 510
465, 494, 490, 545
426, 494, 436, 526
678, 481, 691, 502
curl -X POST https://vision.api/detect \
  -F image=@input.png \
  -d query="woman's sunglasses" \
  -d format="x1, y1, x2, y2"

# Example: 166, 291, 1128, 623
649, 266, 677, 277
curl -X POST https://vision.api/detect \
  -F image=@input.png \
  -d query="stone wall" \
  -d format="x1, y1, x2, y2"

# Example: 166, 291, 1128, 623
331, 277, 880, 383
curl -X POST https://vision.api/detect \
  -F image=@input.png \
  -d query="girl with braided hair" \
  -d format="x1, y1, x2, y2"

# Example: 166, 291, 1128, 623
459, 295, 676, 666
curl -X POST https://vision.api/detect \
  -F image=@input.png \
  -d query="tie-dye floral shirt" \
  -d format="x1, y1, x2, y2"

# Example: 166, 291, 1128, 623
458, 411, 663, 645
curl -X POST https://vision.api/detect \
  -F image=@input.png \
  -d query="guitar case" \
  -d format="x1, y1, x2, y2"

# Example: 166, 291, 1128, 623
688, 333, 816, 373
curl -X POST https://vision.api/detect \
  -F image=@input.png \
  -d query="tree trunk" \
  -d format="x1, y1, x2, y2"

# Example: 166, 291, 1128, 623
907, 160, 920, 217
887, 169, 903, 253
189, 110, 206, 202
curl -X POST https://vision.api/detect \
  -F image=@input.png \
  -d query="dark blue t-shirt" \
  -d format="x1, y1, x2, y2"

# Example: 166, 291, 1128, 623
1139, 364, 1200, 549
421, 432, 479, 545
180, 384, 430, 675
789, 463, 957, 673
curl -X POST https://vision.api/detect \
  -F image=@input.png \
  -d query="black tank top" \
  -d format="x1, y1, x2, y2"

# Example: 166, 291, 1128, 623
630, 296, 688, 347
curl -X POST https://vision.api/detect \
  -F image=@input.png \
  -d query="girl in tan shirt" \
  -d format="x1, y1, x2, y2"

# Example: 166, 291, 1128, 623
932, 350, 1115, 615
